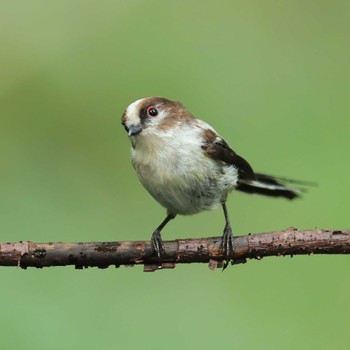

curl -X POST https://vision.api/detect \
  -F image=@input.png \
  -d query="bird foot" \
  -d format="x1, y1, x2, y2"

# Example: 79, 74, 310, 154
221, 225, 234, 270
151, 230, 165, 260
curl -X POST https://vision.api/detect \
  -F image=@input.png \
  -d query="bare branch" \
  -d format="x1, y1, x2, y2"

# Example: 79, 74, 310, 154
0, 228, 349, 271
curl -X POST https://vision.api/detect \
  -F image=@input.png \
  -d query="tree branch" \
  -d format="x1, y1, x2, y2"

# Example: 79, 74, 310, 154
1, 228, 349, 272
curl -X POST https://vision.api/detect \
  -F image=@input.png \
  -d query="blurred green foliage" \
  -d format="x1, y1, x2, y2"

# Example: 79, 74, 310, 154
0, 1, 349, 349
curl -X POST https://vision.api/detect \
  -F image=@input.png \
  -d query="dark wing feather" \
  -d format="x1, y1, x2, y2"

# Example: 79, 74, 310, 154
201, 129, 256, 181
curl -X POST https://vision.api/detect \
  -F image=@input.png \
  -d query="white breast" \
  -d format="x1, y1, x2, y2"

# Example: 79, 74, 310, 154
131, 124, 238, 215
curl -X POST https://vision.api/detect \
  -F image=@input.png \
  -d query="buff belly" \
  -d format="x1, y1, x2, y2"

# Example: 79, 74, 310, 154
132, 155, 238, 215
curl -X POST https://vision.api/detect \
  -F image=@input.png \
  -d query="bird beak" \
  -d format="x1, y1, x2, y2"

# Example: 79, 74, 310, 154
124, 124, 143, 136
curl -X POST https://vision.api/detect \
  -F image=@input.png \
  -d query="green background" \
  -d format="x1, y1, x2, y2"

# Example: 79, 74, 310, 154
1, 1, 349, 349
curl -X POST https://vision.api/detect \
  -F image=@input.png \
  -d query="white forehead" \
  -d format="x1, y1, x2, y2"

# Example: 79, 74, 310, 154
126, 98, 147, 117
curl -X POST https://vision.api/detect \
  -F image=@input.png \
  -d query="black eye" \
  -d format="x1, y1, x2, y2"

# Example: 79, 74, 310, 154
147, 105, 158, 117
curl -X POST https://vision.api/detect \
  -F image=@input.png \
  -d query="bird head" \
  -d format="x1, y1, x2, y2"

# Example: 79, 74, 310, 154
121, 97, 192, 137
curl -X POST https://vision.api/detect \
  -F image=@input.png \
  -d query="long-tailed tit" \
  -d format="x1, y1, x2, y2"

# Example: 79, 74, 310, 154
121, 97, 302, 262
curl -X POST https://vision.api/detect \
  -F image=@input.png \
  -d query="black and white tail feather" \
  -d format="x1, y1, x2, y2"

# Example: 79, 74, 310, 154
236, 173, 305, 200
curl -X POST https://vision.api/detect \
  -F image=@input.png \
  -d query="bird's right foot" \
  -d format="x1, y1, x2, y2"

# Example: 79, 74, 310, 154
151, 230, 165, 259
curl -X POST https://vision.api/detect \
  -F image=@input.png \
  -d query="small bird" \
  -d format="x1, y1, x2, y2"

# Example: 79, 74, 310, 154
121, 97, 301, 262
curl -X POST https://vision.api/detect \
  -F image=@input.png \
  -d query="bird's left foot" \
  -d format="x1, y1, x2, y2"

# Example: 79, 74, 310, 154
221, 224, 234, 270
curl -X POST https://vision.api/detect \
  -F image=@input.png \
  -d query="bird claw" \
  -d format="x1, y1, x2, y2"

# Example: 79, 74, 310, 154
151, 230, 165, 260
221, 225, 234, 270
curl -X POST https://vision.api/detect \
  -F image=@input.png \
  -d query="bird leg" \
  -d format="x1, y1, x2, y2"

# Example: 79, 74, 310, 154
221, 202, 234, 268
151, 213, 176, 259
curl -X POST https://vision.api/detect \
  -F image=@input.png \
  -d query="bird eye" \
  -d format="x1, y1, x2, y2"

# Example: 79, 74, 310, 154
146, 106, 158, 117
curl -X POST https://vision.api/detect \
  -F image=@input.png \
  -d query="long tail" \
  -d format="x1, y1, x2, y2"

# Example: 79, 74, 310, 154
235, 173, 313, 200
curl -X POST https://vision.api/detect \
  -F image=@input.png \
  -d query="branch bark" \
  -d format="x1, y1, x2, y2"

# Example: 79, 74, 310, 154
0, 228, 349, 272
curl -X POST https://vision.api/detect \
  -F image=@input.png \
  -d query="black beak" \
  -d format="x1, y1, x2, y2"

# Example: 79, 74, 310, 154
124, 124, 143, 136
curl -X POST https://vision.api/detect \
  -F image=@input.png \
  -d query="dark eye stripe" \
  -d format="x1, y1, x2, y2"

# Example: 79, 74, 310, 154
140, 107, 148, 121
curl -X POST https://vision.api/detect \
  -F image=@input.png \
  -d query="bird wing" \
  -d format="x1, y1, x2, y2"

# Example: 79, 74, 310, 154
200, 127, 256, 181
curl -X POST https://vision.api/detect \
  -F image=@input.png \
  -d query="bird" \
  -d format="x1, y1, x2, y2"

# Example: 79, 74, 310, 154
121, 97, 302, 263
